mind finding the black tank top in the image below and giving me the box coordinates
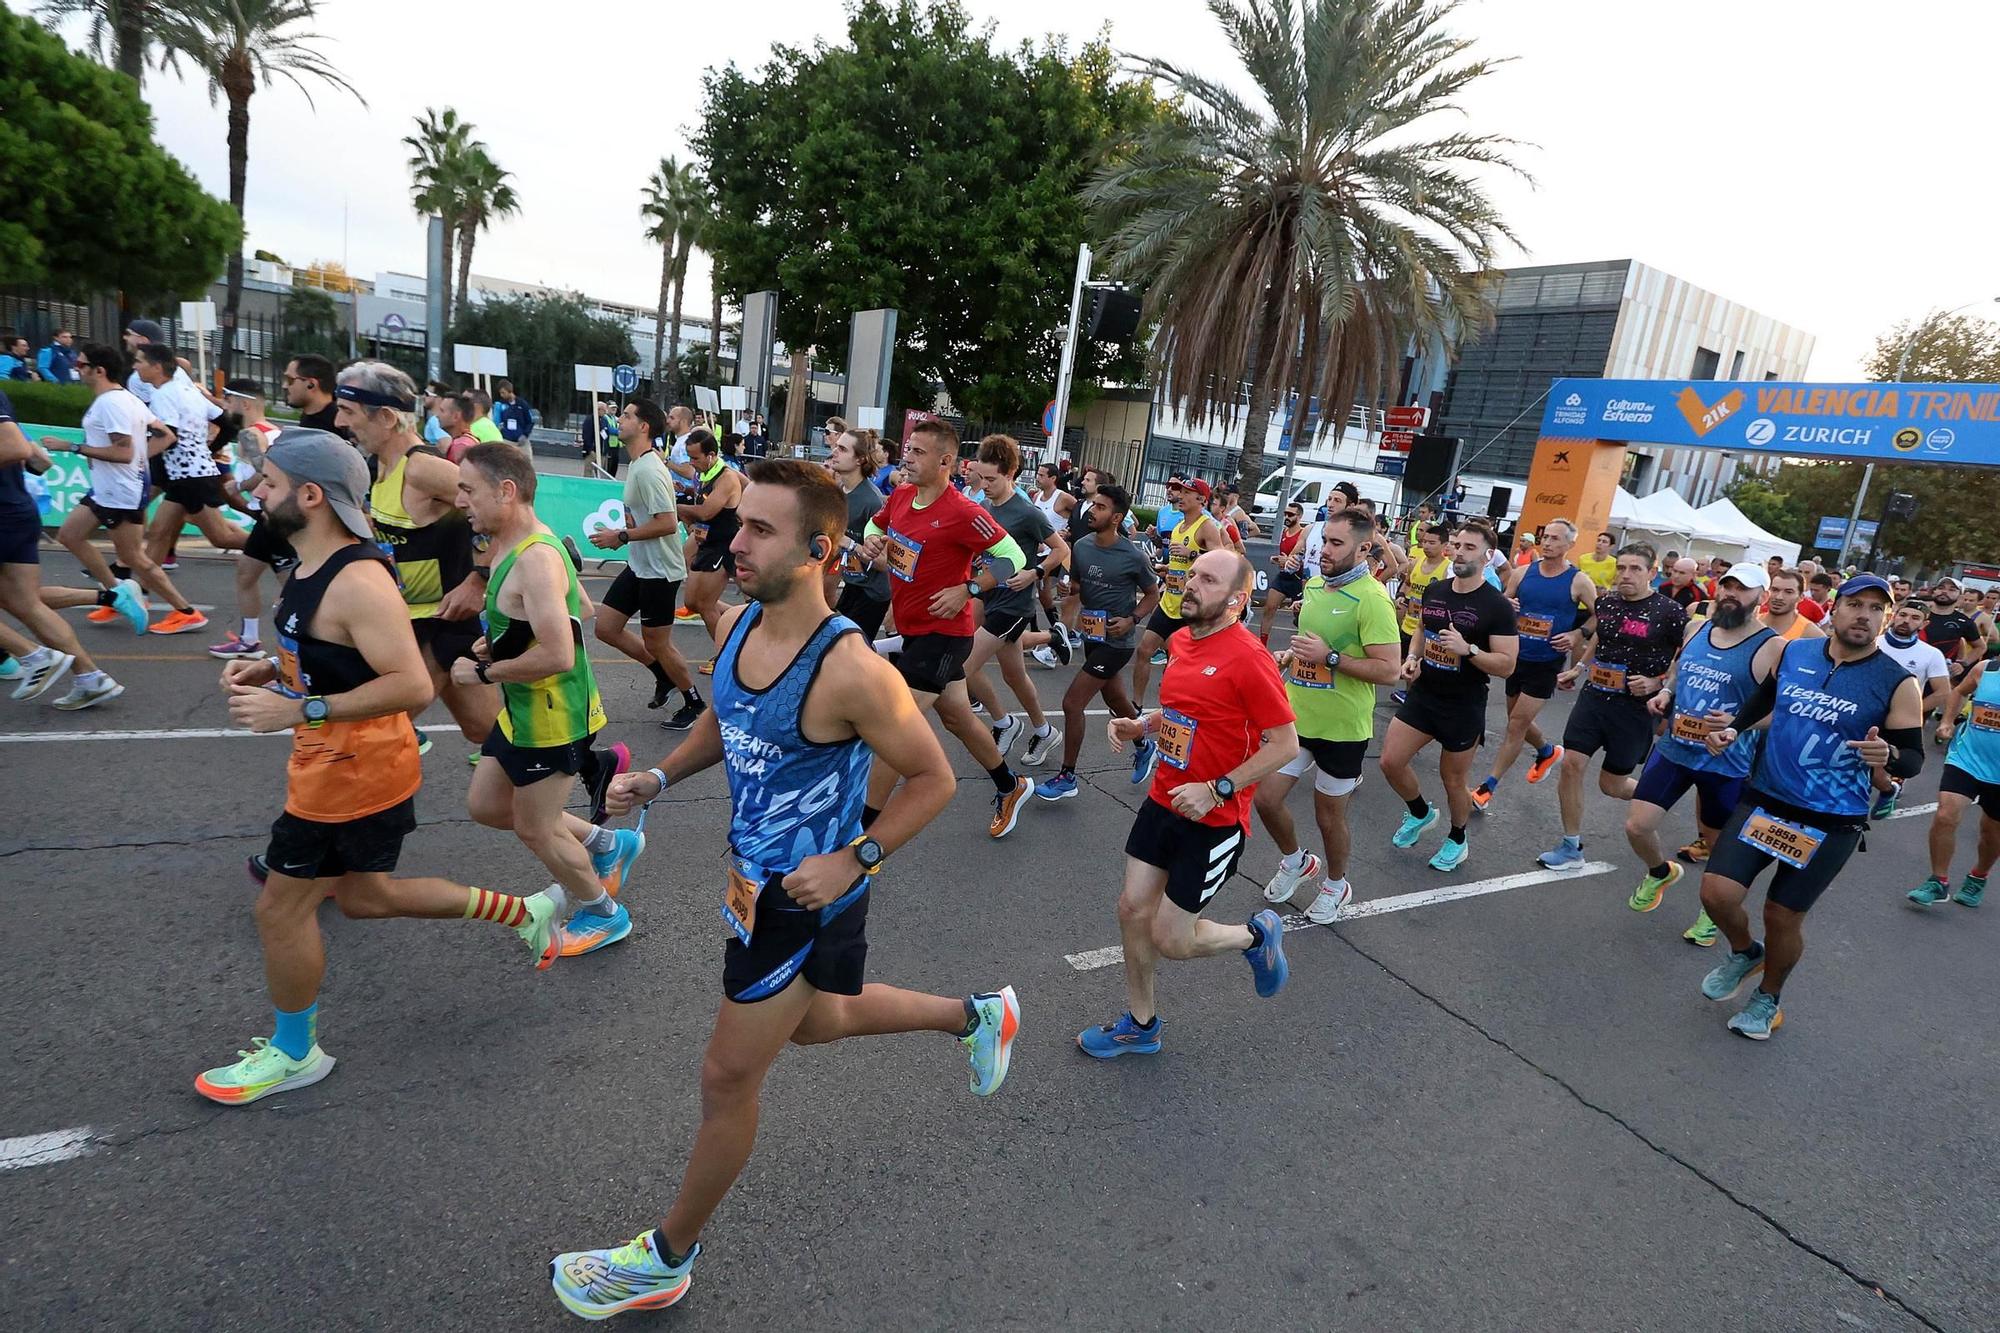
[275,542,391,697]
[698,462,741,547]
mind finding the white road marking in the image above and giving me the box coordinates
[1878,802,1937,821]
[0,1127,98,1170]
[0,724,464,744]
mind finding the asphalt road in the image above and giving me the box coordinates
[2,553,1994,1332]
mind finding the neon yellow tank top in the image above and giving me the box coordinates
[1160,512,1211,618]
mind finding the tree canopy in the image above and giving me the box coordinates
[448,292,637,413]
[694,0,1159,421]
[0,9,238,297]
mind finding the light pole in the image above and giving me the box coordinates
[1835,295,2000,570]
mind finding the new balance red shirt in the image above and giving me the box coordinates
[1151,621,1296,828]
[875,483,1008,638]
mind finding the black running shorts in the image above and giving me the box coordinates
[1941,762,2000,821]
[1506,657,1563,701]
[480,727,596,788]
[723,875,869,1003]
[894,631,974,696]
[836,583,889,642]
[161,474,228,514]
[1082,643,1134,679]
[265,796,417,880]
[414,616,483,670]
[602,566,682,629]
[1125,796,1247,914]
[1393,687,1486,753]
[1563,687,1656,776]
[1703,793,1863,915]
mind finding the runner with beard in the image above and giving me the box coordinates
[1257,501,1308,646]
[1874,595,1953,817]
[1922,576,1985,686]
[1912,654,2000,907]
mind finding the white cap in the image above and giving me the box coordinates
[1718,561,1769,591]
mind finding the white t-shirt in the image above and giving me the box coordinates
[1879,635,1950,690]
[235,418,280,510]
[80,389,156,508]
[156,375,221,481]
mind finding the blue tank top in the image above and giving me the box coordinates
[1653,623,1774,777]
[1948,664,2000,785]
[714,605,872,879]
[1515,561,1582,663]
[1753,638,1911,818]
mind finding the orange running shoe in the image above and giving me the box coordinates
[149,608,209,635]
[675,606,701,621]
[1468,784,1494,813]
[698,659,715,676]
[1525,745,1564,784]
[87,606,120,624]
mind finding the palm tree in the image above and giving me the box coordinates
[36,0,168,86]
[640,157,706,401]
[157,0,362,377]
[1086,0,1524,494]
[452,147,519,320]
[404,107,473,322]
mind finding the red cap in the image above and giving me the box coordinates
[1186,478,1212,499]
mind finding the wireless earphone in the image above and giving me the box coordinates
[811,535,832,561]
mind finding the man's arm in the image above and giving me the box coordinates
[229,558,434,730]
[1466,633,1519,680]
[677,469,740,521]
[402,449,464,505]
[477,545,576,682]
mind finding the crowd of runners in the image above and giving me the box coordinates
[3,344,1992,1318]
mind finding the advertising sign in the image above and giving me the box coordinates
[1813,516,1878,550]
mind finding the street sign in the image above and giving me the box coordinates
[1962,563,2000,580]
[1385,405,1429,428]
[1377,457,1406,477]
[453,344,508,377]
[1042,399,1059,436]
[612,364,639,395]
[1380,429,1416,452]
[179,300,217,332]
[1813,516,1877,549]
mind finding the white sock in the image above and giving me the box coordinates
[581,824,617,854]
[573,888,614,917]
[1281,848,1308,872]
[19,645,52,668]
[242,617,259,642]
[1033,723,1053,738]
[76,670,106,688]
[1320,876,1350,898]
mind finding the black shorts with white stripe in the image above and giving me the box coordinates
[1125,796,1247,915]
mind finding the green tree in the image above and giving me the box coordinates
[281,285,343,361]
[1089,0,1522,493]
[0,10,238,295]
[404,107,473,321]
[694,0,1161,422]
[155,0,363,377]
[452,146,518,320]
[640,157,707,401]
[448,292,638,421]
[36,0,171,87]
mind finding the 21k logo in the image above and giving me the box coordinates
[1676,386,1745,437]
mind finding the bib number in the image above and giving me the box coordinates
[723,856,761,946]
[688,521,710,542]
[1080,609,1110,642]
[1422,631,1459,670]
[885,529,922,582]
[1973,703,2000,732]
[1737,808,1824,869]
[1517,613,1553,641]
[1156,706,1196,770]
[1163,568,1188,597]
[1670,712,1714,744]
[1588,663,1628,692]
[1289,654,1335,688]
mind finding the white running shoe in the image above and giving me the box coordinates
[1264,851,1321,904]
[991,714,1023,757]
[1022,726,1061,767]
[10,651,75,701]
[1305,878,1353,924]
[54,675,124,710]
[1031,645,1060,669]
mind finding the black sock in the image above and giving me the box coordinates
[648,660,671,686]
[1740,939,1765,961]
[1650,862,1672,880]
[1406,797,1430,819]
[987,763,1016,794]
[1448,824,1467,843]
[957,996,979,1038]
[683,686,702,706]
[1132,1013,1158,1030]
[647,1227,690,1268]
[861,804,881,830]
[1059,766,1074,778]
[95,588,115,607]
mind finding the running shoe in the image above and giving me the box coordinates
[961,985,1019,1096]
[969,699,989,719]
[1022,726,1061,767]
[246,853,269,885]
[86,605,120,624]
[991,714,1023,758]
[1628,862,1683,912]
[1150,649,1167,666]
[207,633,263,660]
[1264,851,1322,904]
[1872,782,1902,819]
[1536,839,1586,870]
[0,657,15,681]
[160,558,178,571]
[1076,1011,1162,1058]
[1036,770,1079,801]
[149,608,208,635]
[1468,783,1494,813]
[1391,805,1440,849]
[53,676,123,710]
[417,734,434,756]
[662,697,707,731]
[698,659,715,676]
[1129,737,1158,786]
[1428,836,1469,873]
[1956,873,1987,907]
[647,676,672,709]
[1677,837,1711,865]
[517,890,562,969]
[1525,745,1563,784]
[194,1036,335,1106]
[112,579,149,633]
[1701,946,1765,1001]
[1683,910,1719,947]
[1244,909,1289,997]
[1907,876,1951,907]
[550,1233,699,1320]
[558,902,633,957]
[593,828,647,897]
[1046,631,1072,667]
[560,535,584,572]
[675,606,701,621]
[1030,645,1060,669]
[1726,990,1783,1040]
[10,651,74,701]
[989,775,1033,838]
[1304,877,1352,925]
[584,742,631,825]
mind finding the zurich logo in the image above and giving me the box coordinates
[1564,393,1582,407]
[1744,418,1777,447]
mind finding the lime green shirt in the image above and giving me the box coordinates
[469,417,503,444]
[486,533,606,748]
[1285,572,1399,742]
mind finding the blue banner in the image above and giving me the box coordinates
[1541,377,2000,464]
[1814,516,1878,550]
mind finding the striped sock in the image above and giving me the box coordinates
[463,887,530,928]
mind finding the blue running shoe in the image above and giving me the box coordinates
[112,578,149,634]
[0,656,17,681]
[558,901,633,957]
[1726,990,1783,1040]
[1391,805,1440,848]
[1428,836,1469,873]
[1076,1011,1162,1058]
[1037,770,1079,801]
[1245,908,1289,997]
[961,985,1019,1095]
[1130,738,1158,786]
[1536,838,1586,870]
[592,828,646,898]
[550,1232,698,1319]
[1871,781,1902,820]
[1701,945,1765,1001]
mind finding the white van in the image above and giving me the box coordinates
[1249,465,1399,523]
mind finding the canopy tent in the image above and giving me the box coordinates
[1604,486,1750,562]
[1694,498,1801,566]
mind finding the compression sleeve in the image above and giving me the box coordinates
[1884,726,1926,779]
[864,518,884,539]
[977,531,1025,584]
[1729,669,1778,732]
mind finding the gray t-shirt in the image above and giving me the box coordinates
[980,489,1054,617]
[1069,532,1157,649]
[840,478,890,603]
[623,449,686,581]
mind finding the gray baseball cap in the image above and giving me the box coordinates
[264,428,373,543]
[125,318,165,342]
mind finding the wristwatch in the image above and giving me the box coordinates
[853,837,886,874]
[475,660,493,684]
[1212,775,1236,800]
[965,579,982,597]
[302,696,329,728]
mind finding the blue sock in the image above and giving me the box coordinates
[272,1002,317,1060]
[1535,743,1554,761]
[1562,834,1581,850]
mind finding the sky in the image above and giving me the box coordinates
[25,0,2000,379]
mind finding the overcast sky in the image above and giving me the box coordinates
[27,0,1999,378]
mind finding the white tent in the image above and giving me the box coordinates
[1694,498,1800,566]
[1613,486,1746,561]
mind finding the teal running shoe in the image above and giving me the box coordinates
[1726,990,1783,1040]
[550,1232,698,1319]
[1955,873,1987,908]
[1428,836,1469,873]
[1701,946,1764,1001]
[0,656,17,681]
[111,578,149,634]
[1907,876,1951,907]
[1391,805,1440,849]
[558,901,632,958]
[961,985,1019,1096]
[592,828,646,898]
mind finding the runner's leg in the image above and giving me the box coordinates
[1254,772,1302,858]
[55,506,118,588]
[1759,900,1806,993]
[0,564,96,672]
[995,638,1047,729]
[1378,718,1429,804]
[1058,670,1108,771]
[109,521,195,612]
[789,984,968,1043]
[1698,872,1755,953]
[1929,791,1969,879]
[1117,859,1168,1023]
[1625,799,1670,869]
[1438,744,1477,831]
[1313,787,1354,880]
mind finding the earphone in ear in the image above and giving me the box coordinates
[811,535,832,561]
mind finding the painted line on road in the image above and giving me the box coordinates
[1877,802,1937,821]
[0,723,467,744]
[0,1127,98,1171]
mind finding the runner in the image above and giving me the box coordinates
[1538,543,1687,869]
[1081,549,1297,1058]
[675,429,744,666]
[1030,460,1077,635]
[283,355,344,435]
[855,418,1036,837]
[1913,657,2000,906]
[1694,574,1925,1038]
[549,459,1018,1318]
[209,378,290,660]
[1577,531,1618,590]
[1131,477,1229,712]
[454,443,645,958]
[133,345,242,628]
[1472,519,1597,814]
[1378,520,1519,871]
[827,426,892,641]
[1922,576,1985,685]
[963,434,1071,766]
[1258,507,1401,919]
[193,430,565,1106]
[1391,521,1451,705]
[1876,594,1953,815]
[1036,484,1157,801]
[1257,501,1308,645]
[1622,565,1776,944]
[1049,464,1133,655]
[588,398,703,729]
[1757,567,1825,642]
[1660,557,1708,616]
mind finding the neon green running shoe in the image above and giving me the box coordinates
[517,890,561,970]
[193,1036,335,1106]
[1907,877,1951,907]
[1628,862,1683,913]
[1682,910,1719,948]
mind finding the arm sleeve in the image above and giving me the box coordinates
[1729,670,1778,731]
[1884,726,1926,779]
[982,530,1026,570]
[864,517,885,539]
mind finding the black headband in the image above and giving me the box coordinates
[335,384,416,412]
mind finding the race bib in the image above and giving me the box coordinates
[1737,808,1824,869]
[1422,631,1460,670]
[1670,712,1715,744]
[1517,613,1553,641]
[1080,609,1110,642]
[723,855,762,946]
[1289,654,1335,688]
[688,521,710,542]
[1972,703,2000,732]
[885,529,922,582]
[1588,663,1629,692]
[1156,706,1196,770]
[1163,568,1188,597]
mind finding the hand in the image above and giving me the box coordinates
[928,582,972,619]
[1435,625,1470,656]
[226,682,304,733]
[1288,631,1330,666]
[1169,780,1219,820]
[1705,726,1739,756]
[1647,689,1671,717]
[449,655,486,687]
[220,657,278,689]
[1846,724,1892,768]
[782,847,865,910]
[1106,615,1135,639]
[604,770,661,817]
[1508,596,1521,611]
[588,528,622,550]
[1937,718,1956,744]
[38,435,69,453]
[1558,667,1581,691]
[1107,715,1148,753]
[1399,656,1420,682]
[1550,631,1580,654]
[1627,673,1661,697]
[1005,569,1037,592]
[435,576,484,621]
[859,534,887,563]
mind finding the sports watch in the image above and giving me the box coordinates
[853,837,886,874]
[302,696,329,728]
[1211,775,1236,800]
[965,579,982,598]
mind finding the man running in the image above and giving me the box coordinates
[1082,549,1296,1058]
[1391,521,1451,705]
[134,345,242,630]
[1623,565,1776,944]
[1257,501,1308,646]
[856,419,1035,838]
[1379,520,1518,871]
[675,428,743,665]
[1694,574,1924,1038]
[1472,518,1596,813]
[209,378,290,660]
[1036,484,1157,801]
[1756,566,1823,644]
[1577,531,1618,590]
[1258,507,1401,920]
[454,443,645,958]
[827,426,892,641]
[1922,576,1985,685]
[194,430,565,1106]
[589,397,702,728]
[1877,593,1953,811]
[964,434,1070,767]
[1913,656,2000,907]
[550,459,1018,1318]
[1029,460,1076,634]
[1131,477,1228,712]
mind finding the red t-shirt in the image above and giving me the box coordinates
[876,483,1007,638]
[1798,596,1827,624]
[1150,622,1296,828]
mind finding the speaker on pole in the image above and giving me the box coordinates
[1402,433,1459,503]
[1486,485,1513,520]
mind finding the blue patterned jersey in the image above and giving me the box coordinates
[1752,638,1910,817]
[1654,623,1773,777]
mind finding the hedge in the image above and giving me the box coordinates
[2,381,93,428]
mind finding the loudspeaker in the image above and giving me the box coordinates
[1402,433,1460,502]
[1884,491,1919,522]
[1087,289,1144,343]
[1486,485,1513,520]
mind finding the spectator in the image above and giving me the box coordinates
[492,378,534,444]
[465,388,503,444]
[742,412,769,456]
[719,431,745,470]
[0,336,37,381]
[1448,478,1467,512]
[434,391,479,463]
[37,330,77,383]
